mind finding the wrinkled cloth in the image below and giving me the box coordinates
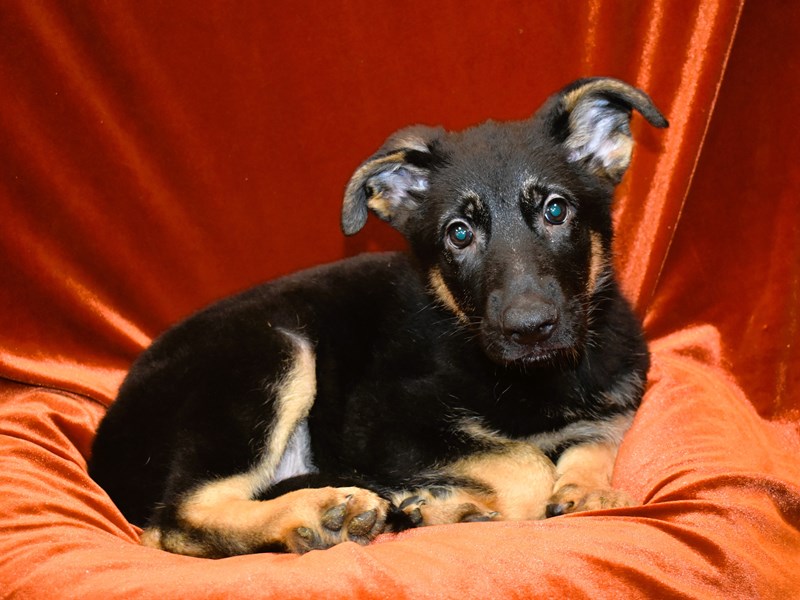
[1,1,798,598]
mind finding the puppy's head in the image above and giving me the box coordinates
[343,78,667,366]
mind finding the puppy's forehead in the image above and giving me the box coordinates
[436,120,561,197]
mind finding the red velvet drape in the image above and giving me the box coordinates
[1,1,798,597]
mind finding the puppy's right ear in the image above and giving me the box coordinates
[342,126,444,235]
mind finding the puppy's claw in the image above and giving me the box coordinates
[458,504,500,523]
[545,501,574,518]
[461,513,493,523]
[398,495,424,510]
[547,484,633,516]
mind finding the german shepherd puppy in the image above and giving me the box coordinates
[89,78,667,557]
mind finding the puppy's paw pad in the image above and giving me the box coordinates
[546,484,633,517]
[285,487,389,552]
[347,508,379,537]
[292,526,324,552]
[321,499,350,531]
[333,487,389,542]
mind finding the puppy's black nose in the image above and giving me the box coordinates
[502,299,559,345]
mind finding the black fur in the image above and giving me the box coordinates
[89,78,667,554]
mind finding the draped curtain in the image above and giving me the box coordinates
[1,1,798,597]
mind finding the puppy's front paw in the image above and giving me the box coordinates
[394,490,499,527]
[545,484,633,517]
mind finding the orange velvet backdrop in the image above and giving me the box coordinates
[1,1,799,597]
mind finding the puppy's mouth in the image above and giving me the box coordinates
[488,340,579,367]
[479,325,582,367]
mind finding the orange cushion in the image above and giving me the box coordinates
[2,328,798,597]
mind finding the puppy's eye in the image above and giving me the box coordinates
[446,221,474,249]
[543,195,568,225]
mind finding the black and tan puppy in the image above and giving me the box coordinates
[89,78,667,557]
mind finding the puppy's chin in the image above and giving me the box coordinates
[479,329,583,368]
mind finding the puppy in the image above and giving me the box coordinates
[89,77,667,557]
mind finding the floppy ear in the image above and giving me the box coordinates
[551,77,668,184]
[342,125,443,235]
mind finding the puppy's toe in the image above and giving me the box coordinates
[293,526,324,552]
[336,487,389,543]
[284,487,389,553]
[347,508,379,537]
[546,484,633,517]
[397,495,426,526]
[545,500,575,518]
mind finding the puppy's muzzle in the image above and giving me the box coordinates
[500,292,559,346]
[482,287,570,364]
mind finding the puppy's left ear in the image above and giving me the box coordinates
[342,125,444,235]
[550,77,668,184]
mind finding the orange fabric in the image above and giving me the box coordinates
[645,0,800,419]
[1,1,799,597]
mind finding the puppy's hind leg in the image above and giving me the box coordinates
[143,477,391,556]
[142,330,388,556]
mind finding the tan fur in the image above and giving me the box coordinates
[139,527,163,549]
[462,192,485,221]
[563,80,639,181]
[392,487,498,526]
[458,414,634,516]
[587,232,607,294]
[142,335,336,557]
[448,441,556,520]
[367,194,392,220]
[598,136,633,181]
[346,151,407,193]
[178,474,254,530]
[164,483,389,556]
[257,334,317,484]
[457,417,512,447]
[394,440,556,526]
[343,132,430,215]
[144,528,210,557]
[549,440,633,513]
[562,79,643,112]
[428,267,468,322]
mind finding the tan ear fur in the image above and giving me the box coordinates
[559,78,667,183]
[341,127,442,235]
